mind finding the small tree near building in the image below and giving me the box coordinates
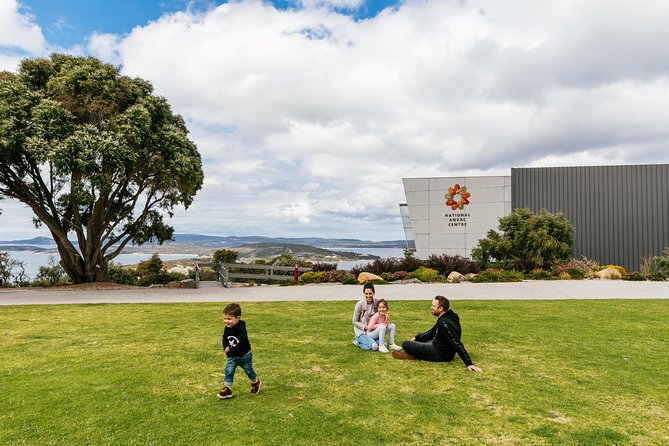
[471,208,575,271]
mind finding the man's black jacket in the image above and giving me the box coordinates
[414,310,473,366]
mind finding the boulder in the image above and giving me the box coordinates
[148,284,164,288]
[165,281,182,289]
[357,272,383,283]
[180,278,196,289]
[594,267,622,280]
[447,271,463,283]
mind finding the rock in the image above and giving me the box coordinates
[148,284,164,288]
[594,267,622,280]
[165,281,182,288]
[357,272,383,283]
[447,271,463,283]
[167,265,192,274]
[180,278,196,289]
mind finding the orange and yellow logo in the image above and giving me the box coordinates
[445,184,471,210]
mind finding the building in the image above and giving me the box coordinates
[401,164,669,271]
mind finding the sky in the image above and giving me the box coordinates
[1,0,669,242]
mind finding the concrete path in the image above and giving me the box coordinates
[1,280,668,306]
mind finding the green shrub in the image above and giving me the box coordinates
[342,273,357,284]
[411,266,441,282]
[566,268,585,280]
[213,249,239,264]
[646,271,669,282]
[30,279,54,287]
[108,263,138,285]
[300,271,324,284]
[472,208,575,271]
[623,271,647,281]
[471,269,524,283]
[526,268,554,280]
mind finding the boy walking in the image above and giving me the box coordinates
[217,303,262,399]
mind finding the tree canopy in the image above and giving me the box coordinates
[471,208,575,271]
[0,54,203,283]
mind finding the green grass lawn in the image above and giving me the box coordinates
[2,299,668,446]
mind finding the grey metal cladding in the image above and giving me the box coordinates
[511,164,669,272]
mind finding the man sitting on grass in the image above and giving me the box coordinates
[393,295,482,373]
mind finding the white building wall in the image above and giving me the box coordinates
[402,176,511,259]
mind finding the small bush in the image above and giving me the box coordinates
[646,271,669,282]
[213,249,239,264]
[566,268,586,280]
[426,254,479,276]
[342,274,358,285]
[399,250,424,272]
[411,266,441,282]
[30,279,54,287]
[526,268,554,280]
[623,271,647,281]
[554,257,599,276]
[381,271,412,282]
[311,262,338,272]
[108,263,138,286]
[300,271,324,284]
[322,270,347,283]
[471,269,524,283]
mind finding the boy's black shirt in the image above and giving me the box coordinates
[222,320,251,358]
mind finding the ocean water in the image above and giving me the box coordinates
[326,247,406,270]
[3,250,197,280]
[2,246,407,279]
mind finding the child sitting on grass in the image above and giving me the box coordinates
[365,299,402,353]
[217,303,261,399]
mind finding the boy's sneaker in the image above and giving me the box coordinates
[371,343,379,351]
[378,345,389,353]
[250,379,262,395]
[352,340,357,346]
[389,344,402,351]
[217,387,233,399]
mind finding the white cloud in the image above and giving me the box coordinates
[0,0,46,54]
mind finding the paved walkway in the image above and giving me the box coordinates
[1,280,668,306]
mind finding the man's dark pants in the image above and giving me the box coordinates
[401,340,455,362]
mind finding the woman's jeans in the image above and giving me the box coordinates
[224,350,257,387]
[367,323,396,347]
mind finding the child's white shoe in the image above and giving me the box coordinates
[389,344,402,351]
[378,345,389,353]
[372,343,379,351]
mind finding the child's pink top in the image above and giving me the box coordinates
[367,312,389,330]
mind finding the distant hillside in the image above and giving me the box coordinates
[168,234,406,249]
[234,243,379,261]
[0,236,55,245]
[2,234,407,251]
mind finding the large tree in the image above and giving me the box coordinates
[0,54,203,283]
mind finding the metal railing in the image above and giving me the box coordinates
[194,262,312,288]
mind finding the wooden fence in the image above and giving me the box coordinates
[194,262,312,288]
